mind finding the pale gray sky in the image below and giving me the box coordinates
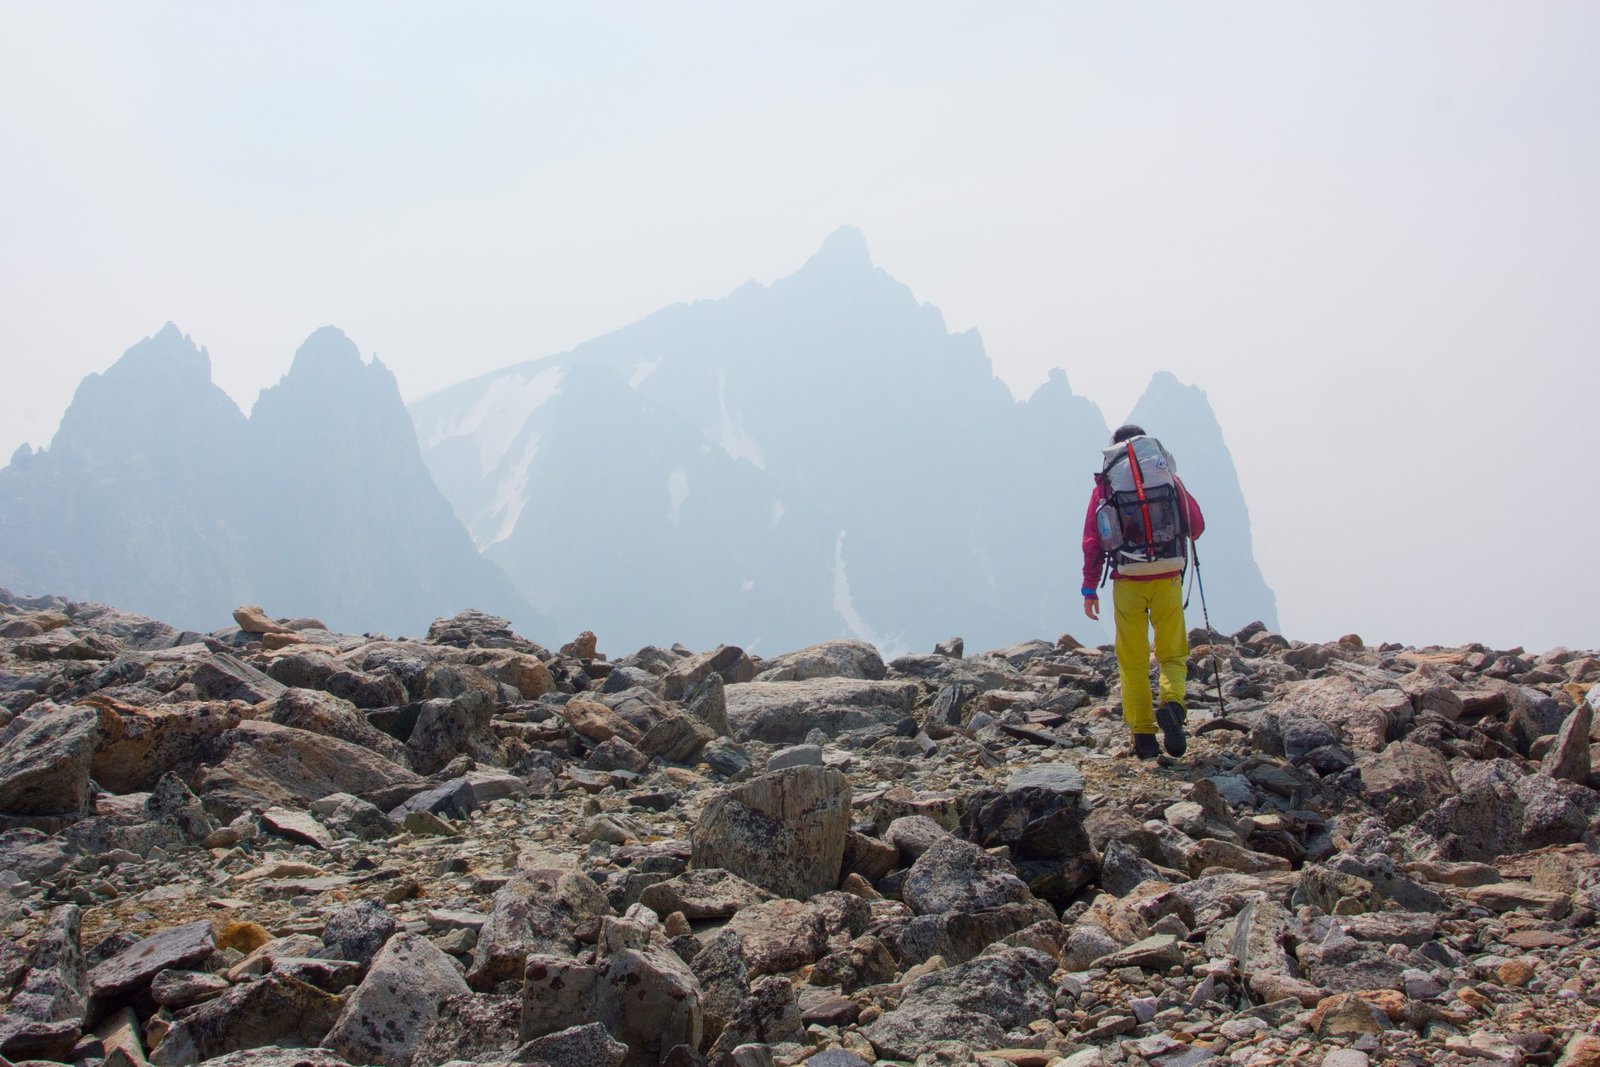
[3,2,1597,651]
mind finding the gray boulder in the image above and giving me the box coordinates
[1100,839,1166,897]
[268,688,409,766]
[514,1022,627,1067]
[727,899,827,976]
[146,772,219,844]
[0,703,98,816]
[861,947,1055,1059]
[409,992,520,1067]
[595,942,703,1067]
[902,838,1036,916]
[192,720,422,824]
[89,920,216,1000]
[0,904,86,1062]
[468,868,611,989]
[1542,699,1593,784]
[691,927,751,1046]
[895,904,1052,968]
[320,900,398,969]
[691,766,851,900]
[705,975,804,1067]
[639,712,717,764]
[192,654,288,703]
[324,933,470,1067]
[149,973,343,1067]
[1357,741,1456,827]
[520,956,601,1041]
[884,815,951,863]
[754,640,887,682]
[723,679,919,744]
[639,869,774,920]
[406,690,499,775]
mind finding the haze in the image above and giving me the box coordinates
[2,2,1596,652]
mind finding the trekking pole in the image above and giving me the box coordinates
[1189,537,1229,721]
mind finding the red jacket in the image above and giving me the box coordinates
[1081,477,1204,593]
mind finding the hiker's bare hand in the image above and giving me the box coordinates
[1083,597,1100,621]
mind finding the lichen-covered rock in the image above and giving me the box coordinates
[319,900,398,969]
[267,688,409,766]
[405,690,499,775]
[639,869,774,920]
[149,973,343,1067]
[89,920,216,1000]
[861,947,1055,1059]
[723,678,919,744]
[519,956,601,1041]
[691,766,850,900]
[754,640,887,683]
[409,992,521,1067]
[468,868,611,989]
[902,837,1036,915]
[0,703,98,816]
[0,904,86,1061]
[595,942,703,1067]
[513,1021,627,1067]
[192,720,422,824]
[704,974,804,1066]
[323,933,470,1067]
[1542,699,1593,784]
[727,899,827,976]
[90,700,244,794]
[1357,741,1456,827]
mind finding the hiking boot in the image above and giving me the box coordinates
[1155,702,1187,757]
[1132,732,1160,760]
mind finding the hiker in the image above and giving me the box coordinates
[1081,424,1205,760]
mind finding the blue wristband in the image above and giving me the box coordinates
[1081,587,1098,598]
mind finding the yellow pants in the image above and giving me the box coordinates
[1113,575,1188,734]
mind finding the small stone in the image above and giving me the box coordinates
[768,744,823,771]
[1092,934,1182,972]
[1321,1051,1371,1067]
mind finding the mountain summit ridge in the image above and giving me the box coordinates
[412,229,1280,651]
[0,231,1278,650]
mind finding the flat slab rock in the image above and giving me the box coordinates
[1004,763,1085,795]
[258,875,355,897]
[1093,933,1183,971]
[260,807,335,849]
[89,920,216,999]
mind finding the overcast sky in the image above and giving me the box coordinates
[3,2,1597,652]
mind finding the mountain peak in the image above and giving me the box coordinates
[800,225,874,275]
[99,323,211,388]
[280,326,366,387]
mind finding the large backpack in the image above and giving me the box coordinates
[1094,435,1189,578]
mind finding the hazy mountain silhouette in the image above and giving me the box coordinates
[0,324,537,639]
[0,325,255,626]
[413,227,1280,652]
[1,233,1276,651]
[1124,371,1279,633]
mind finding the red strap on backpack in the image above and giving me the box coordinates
[1126,441,1156,555]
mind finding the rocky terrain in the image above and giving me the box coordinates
[2,588,1598,1067]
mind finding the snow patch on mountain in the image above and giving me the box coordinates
[831,530,905,659]
[425,365,562,475]
[667,467,689,525]
[482,432,540,547]
[628,358,661,389]
[709,369,765,469]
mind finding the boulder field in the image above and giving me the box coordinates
[2,589,1599,1067]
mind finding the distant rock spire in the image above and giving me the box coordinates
[799,225,875,275]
